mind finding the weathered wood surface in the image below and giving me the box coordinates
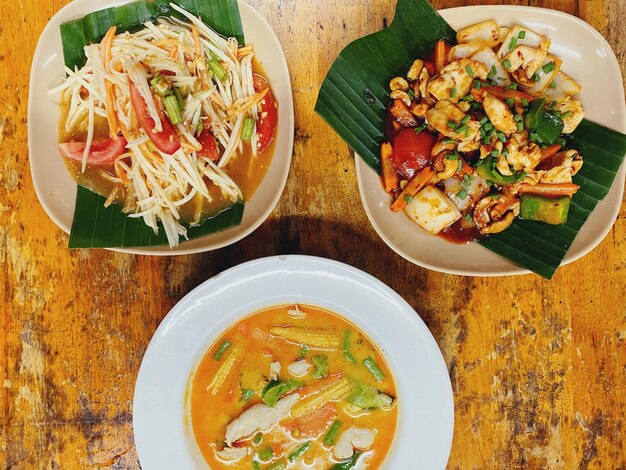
[1,0,625,468]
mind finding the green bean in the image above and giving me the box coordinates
[323,420,342,446]
[213,340,232,360]
[288,441,311,462]
[363,356,385,383]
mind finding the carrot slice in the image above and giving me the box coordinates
[471,85,533,105]
[434,40,447,73]
[381,143,399,192]
[518,183,579,197]
[390,166,436,212]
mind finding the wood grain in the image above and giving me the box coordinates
[1,0,625,468]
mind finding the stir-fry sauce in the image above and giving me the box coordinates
[189,305,397,469]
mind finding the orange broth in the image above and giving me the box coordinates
[189,304,398,469]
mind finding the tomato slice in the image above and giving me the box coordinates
[58,137,128,167]
[128,79,181,155]
[252,74,277,154]
[392,128,436,179]
[197,129,220,161]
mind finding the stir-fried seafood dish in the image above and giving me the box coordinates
[189,305,397,469]
[381,20,584,242]
[50,3,277,247]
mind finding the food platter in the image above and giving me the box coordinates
[133,256,454,469]
[355,5,626,276]
[28,0,294,255]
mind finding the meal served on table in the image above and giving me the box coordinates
[49,3,277,247]
[189,305,397,469]
[381,20,584,243]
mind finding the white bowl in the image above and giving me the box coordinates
[133,255,454,469]
[28,0,294,255]
[357,5,626,276]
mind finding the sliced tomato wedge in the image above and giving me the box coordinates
[392,128,437,179]
[197,129,220,161]
[128,79,181,155]
[58,137,127,167]
[252,74,277,154]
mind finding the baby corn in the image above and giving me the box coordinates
[270,326,341,350]
[207,345,241,395]
[291,377,351,418]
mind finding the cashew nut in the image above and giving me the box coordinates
[390,90,412,106]
[389,77,409,91]
[407,59,424,81]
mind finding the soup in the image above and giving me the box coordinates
[189,305,398,469]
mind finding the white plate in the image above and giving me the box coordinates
[28,0,294,255]
[357,5,626,276]
[133,255,454,469]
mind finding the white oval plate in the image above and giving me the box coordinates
[28,0,294,255]
[357,5,626,276]
[133,255,454,469]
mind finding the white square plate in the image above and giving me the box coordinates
[356,6,626,276]
[28,0,294,255]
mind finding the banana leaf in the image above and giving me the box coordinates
[315,0,626,279]
[60,0,245,248]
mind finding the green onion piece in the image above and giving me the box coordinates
[407,88,415,99]
[486,179,494,185]
[542,61,556,74]
[300,345,309,357]
[509,36,518,50]
[151,75,170,97]
[490,149,499,157]
[508,82,518,90]
[404,196,412,204]
[465,213,473,222]
[479,116,488,125]
[288,442,311,462]
[253,433,263,445]
[266,461,286,470]
[208,58,228,82]
[447,153,458,160]
[324,420,342,446]
[253,459,260,470]
[532,73,540,82]
[497,131,507,143]
[450,87,457,98]
[442,138,456,145]
[242,388,255,401]
[518,30,526,39]
[242,117,255,141]
[455,124,467,134]
[473,80,481,90]
[517,121,524,131]
[457,159,463,172]
[549,80,557,89]
[463,173,471,185]
[522,98,529,107]
[447,120,457,129]
[505,98,515,107]
[414,122,427,134]
[163,95,183,125]
[363,356,385,383]
[465,128,471,137]
[312,355,329,379]
[502,59,511,69]
[461,93,474,102]
[502,148,509,157]
[460,115,471,124]
[559,111,572,119]
[514,114,523,122]
[465,65,474,77]
[258,446,274,462]
[213,340,232,360]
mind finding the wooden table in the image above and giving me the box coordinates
[2,0,625,468]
